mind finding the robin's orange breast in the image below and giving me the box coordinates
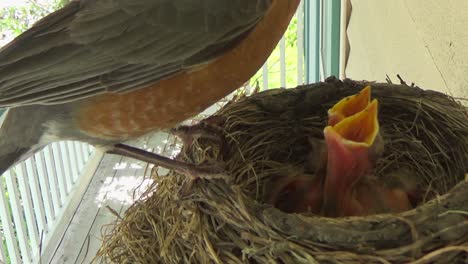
[76,0,300,140]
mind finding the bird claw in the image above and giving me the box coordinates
[107,143,227,183]
[177,161,228,197]
[171,116,226,147]
[182,162,228,181]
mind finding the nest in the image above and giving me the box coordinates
[96,78,468,263]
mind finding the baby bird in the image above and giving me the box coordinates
[268,87,373,214]
[266,172,323,214]
[322,99,413,216]
[268,86,415,217]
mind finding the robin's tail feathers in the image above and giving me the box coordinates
[0,148,31,176]
[0,108,46,176]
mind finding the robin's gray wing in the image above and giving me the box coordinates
[0,0,272,107]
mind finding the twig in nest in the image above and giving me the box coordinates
[385,74,393,84]
[106,206,122,220]
[408,246,468,264]
[393,215,420,258]
[397,74,407,85]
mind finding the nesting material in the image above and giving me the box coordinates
[96,78,468,263]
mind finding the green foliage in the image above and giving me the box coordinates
[0,0,67,43]
[250,16,303,90]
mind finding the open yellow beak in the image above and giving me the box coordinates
[328,86,371,126]
[322,99,380,216]
[330,99,379,147]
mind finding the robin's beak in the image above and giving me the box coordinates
[328,86,371,126]
[322,99,380,217]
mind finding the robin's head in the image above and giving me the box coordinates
[322,99,380,217]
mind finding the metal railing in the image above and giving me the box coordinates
[255,1,306,90]
[0,142,97,264]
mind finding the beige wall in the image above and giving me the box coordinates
[345,0,468,99]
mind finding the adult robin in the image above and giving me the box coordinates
[0,0,301,177]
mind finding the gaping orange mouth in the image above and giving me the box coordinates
[328,99,379,147]
[328,86,371,126]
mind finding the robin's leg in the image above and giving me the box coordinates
[107,144,226,180]
[171,115,225,147]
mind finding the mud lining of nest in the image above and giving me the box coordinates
[96,78,468,263]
